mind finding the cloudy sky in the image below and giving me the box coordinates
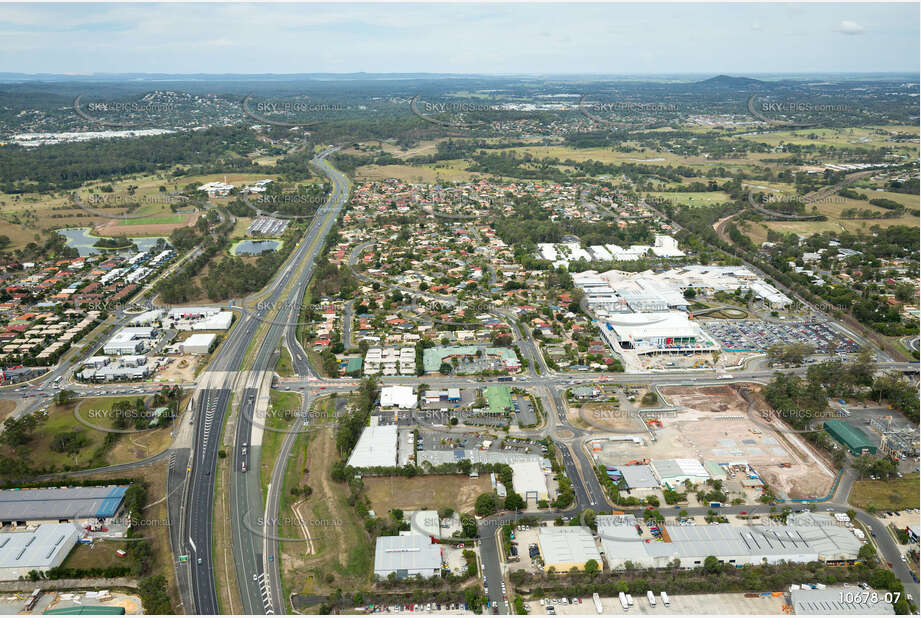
[2,3,918,75]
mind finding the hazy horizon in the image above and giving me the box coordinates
[2,3,919,75]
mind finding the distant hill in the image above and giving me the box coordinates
[696,75,765,88]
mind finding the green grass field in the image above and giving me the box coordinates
[649,191,732,206]
[850,474,920,511]
[117,214,186,226]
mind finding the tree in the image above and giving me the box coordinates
[703,555,721,574]
[584,559,599,576]
[858,543,878,564]
[474,493,497,517]
[504,492,525,511]
[641,392,658,406]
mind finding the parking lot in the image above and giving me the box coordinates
[701,317,860,354]
[529,592,786,615]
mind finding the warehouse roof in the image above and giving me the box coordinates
[0,486,128,521]
[0,523,80,570]
[791,588,894,615]
[374,534,442,574]
[650,458,709,481]
[823,420,876,450]
[346,425,398,469]
[597,514,861,566]
[510,461,547,498]
[615,465,659,489]
[380,386,416,409]
[538,526,602,567]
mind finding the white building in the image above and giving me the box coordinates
[179,333,216,355]
[510,461,549,503]
[597,513,862,571]
[347,424,399,469]
[599,312,717,355]
[650,458,710,488]
[380,386,416,410]
[374,534,442,579]
[537,526,602,572]
[0,523,80,580]
[197,181,234,197]
[103,327,156,355]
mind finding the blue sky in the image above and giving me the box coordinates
[2,3,918,75]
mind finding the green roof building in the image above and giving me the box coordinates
[485,385,512,415]
[823,420,877,456]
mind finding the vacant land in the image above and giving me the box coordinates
[364,475,492,515]
[0,396,175,473]
[0,398,16,420]
[356,161,481,183]
[649,191,732,206]
[850,474,921,511]
[62,539,132,570]
[279,427,372,604]
[593,384,835,500]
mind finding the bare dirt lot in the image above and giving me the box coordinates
[575,402,645,432]
[595,384,835,500]
[154,355,200,382]
[364,475,492,514]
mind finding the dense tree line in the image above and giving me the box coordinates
[0,127,264,193]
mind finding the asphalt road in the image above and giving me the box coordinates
[229,146,351,614]
[185,387,231,615]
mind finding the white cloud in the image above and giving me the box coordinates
[839,20,864,35]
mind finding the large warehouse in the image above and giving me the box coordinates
[537,526,602,572]
[599,312,718,355]
[374,534,442,579]
[0,523,80,580]
[650,458,710,488]
[597,513,862,571]
[0,486,129,529]
[346,424,399,469]
[179,333,217,355]
[790,587,894,615]
[823,420,877,456]
[510,461,549,503]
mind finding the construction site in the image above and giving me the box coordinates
[590,384,837,500]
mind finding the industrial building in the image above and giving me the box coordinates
[790,587,894,615]
[823,420,877,455]
[597,513,862,571]
[599,313,718,355]
[537,526,603,572]
[179,333,216,355]
[380,386,416,410]
[346,424,399,469]
[103,327,156,355]
[0,523,80,580]
[650,458,711,488]
[373,534,442,579]
[0,486,128,529]
[510,461,549,503]
[422,389,461,404]
[611,464,660,490]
